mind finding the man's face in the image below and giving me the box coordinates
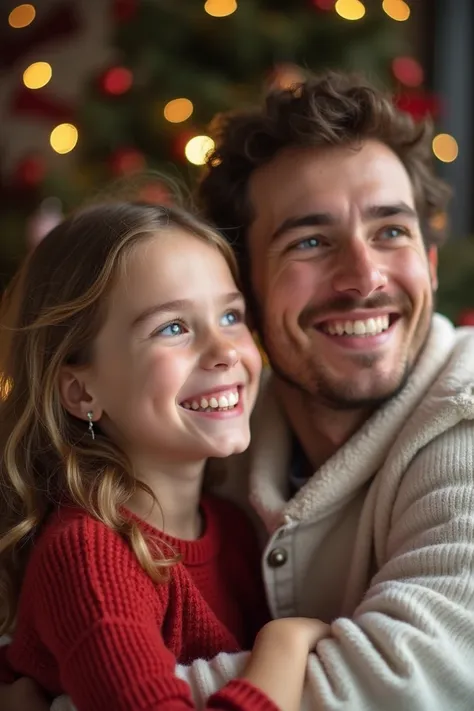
[247,140,437,409]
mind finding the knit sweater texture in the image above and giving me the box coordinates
[1,495,276,711]
[170,314,474,711]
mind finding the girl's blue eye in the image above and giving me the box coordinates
[157,322,184,337]
[293,237,320,250]
[220,310,242,327]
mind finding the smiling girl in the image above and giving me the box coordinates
[0,203,328,711]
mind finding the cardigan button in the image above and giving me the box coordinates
[267,547,288,568]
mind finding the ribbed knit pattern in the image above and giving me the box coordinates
[3,495,275,711]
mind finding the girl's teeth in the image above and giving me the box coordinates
[182,390,239,412]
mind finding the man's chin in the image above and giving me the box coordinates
[317,366,411,411]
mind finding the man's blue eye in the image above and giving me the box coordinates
[294,237,320,250]
[380,227,406,240]
[158,322,184,337]
[220,310,241,326]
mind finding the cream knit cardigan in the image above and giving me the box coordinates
[15,313,474,710]
[175,313,474,710]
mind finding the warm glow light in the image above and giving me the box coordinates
[432,133,458,163]
[184,135,215,165]
[430,212,447,231]
[0,376,12,401]
[382,0,410,21]
[335,0,365,21]
[8,4,36,28]
[50,124,79,154]
[164,98,194,123]
[23,61,52,90]
[204,0,237,18]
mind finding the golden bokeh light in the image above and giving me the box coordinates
[50,124,79,155]
[184,135,215,165]
[164,98,194,123]
[432,133,458,163]
[23,61,52,90]
[204,0,238,18]
[382,0,410,21]
[335,0,366,21]
[8,4,36,28]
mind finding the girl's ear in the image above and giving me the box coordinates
[58,367,103,422]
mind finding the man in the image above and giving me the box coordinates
[2,71,474,710]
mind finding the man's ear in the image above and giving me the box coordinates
[58,367,103,423]
[428,246,438,292]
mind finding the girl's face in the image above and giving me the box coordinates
[76,229,261,467]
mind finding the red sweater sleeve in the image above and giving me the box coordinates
[26,515,277,711]
[0,642,16,684]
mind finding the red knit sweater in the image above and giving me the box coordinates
[1,495,277,711]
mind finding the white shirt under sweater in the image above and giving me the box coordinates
[13,313,474,710]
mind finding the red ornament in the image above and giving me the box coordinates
[395,92,441,121]
[312,0,335,9]
[172,130,196,162]
[15,155,46,187]
[457,310,474,327]
[101,67,133,96]
[112,0,137,22]
[109,148,146,176]
[392,57,424,88]
[139,182,173,206]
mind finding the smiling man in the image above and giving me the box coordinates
[191,72,474,710]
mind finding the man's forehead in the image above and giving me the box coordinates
[248,141,415,220]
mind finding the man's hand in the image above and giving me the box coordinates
[0,678,50,711]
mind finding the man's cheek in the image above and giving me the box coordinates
[267,261,320,312]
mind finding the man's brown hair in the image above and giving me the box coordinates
[197,71,451,293]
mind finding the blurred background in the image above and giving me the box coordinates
[0,0,473,322]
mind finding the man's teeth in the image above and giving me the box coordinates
[322,315,390,337]
[181,389,239,412]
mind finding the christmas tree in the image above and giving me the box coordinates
[0,0,422,288]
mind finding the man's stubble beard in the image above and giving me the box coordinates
[258,310,433,413]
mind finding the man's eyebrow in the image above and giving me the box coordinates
[130,292,243,328]
[363,202,418,220]
[271,213,336,243]
[270,202,418,243]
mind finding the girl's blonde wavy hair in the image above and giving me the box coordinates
[0,201,239,636]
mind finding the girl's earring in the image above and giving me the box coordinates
[87,411,95,440]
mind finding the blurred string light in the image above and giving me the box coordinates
[102,67,133,95]
[50,123,78,154]
[391,56,423,87]
[382,0,410,21]
[185,135,215,165]
[432,133,458,163]
[164,98,194,123]
[335,0,366,21]
[8,4,36,28]
[23,61,52,90]
[204,0,237,18]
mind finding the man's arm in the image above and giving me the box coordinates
[175,420,474,710]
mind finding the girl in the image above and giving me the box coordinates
[0,203,327,711]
